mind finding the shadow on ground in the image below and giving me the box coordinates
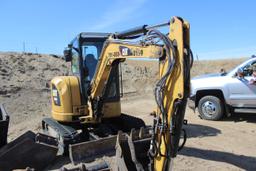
[45,155,71,170]
[183,124,221,138]
[179,146,256,170]
[222,112,256,123]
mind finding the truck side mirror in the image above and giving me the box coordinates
[63,48,72,62]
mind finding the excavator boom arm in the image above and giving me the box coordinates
[91,43,163,98]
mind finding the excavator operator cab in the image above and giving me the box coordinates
[64,33,110,80]
[62,32,121,121]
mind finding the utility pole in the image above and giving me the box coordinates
[35,47,38,54]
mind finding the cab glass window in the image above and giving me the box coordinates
[82,42,104,80]
[71,49,79,74]
[71,39,80,74]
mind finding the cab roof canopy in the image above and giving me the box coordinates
[68,32,111,47]
[80,32,111,39]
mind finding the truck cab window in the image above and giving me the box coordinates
[243,61,256,76]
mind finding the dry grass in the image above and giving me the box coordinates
[191,58,247,77]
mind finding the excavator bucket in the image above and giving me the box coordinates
[115,129,151,171]
[69,127,152,166]
[0,131,58,171]
[0,104,9,148]
[0,104,59,171]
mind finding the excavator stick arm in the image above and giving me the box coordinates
[153,17,191,171]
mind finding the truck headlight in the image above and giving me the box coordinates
[52,85,61,106]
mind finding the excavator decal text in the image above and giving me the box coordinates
[119,46,143,57]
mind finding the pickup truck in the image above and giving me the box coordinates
[189,58,256,120]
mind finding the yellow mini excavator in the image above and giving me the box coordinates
[43,16,192,170]
[0,16,192,171]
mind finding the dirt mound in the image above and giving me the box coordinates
[122,58,248,95]
[0,52,71,139]
[121,60,158,95]
[191,58,246,77]
[0,52,70,95]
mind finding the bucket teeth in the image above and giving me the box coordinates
[115,127,152,171]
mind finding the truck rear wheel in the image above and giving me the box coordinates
[198,96,224,120]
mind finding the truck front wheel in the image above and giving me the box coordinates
[198,96,224,121]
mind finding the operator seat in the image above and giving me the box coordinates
[84,54,97,80]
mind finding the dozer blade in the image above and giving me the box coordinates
[69,127,152,165]
[0,131,58,171]
[0,104,9,148]
[69,135,117,165]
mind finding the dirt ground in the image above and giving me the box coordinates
[48,95,256,171]
[122,95,256,171]
[0,52,255,170]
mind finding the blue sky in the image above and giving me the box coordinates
[0,0,255,60]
